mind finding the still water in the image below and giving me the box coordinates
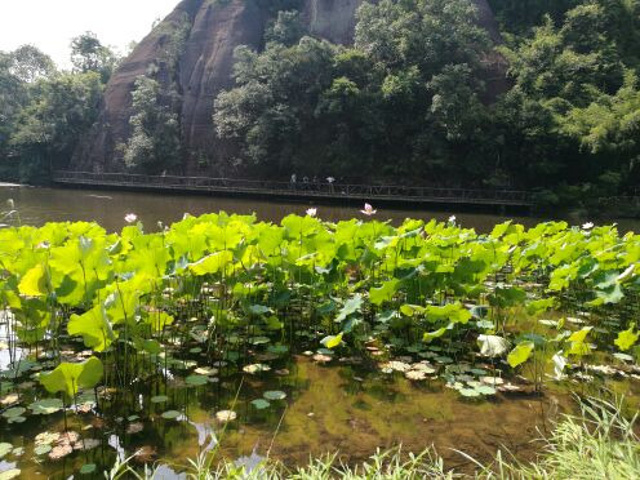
[2,184,639,233]
[1,184,544,233]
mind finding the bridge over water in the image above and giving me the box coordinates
[52,171,535,211]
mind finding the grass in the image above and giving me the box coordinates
[107,397,640,480]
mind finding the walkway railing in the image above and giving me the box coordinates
[52,171,534,207]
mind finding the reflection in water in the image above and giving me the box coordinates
[2,184,638,233]
[0,315,21,371]
[0,185,545,233]
[0,352,577,478]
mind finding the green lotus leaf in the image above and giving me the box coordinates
[263,390,286,401]
[321,332,344,350]
[0,443,12,459]
[29,398,64,415]
[39,357,104,398]
[251,399,271,410]
[68,305,116,352]
[161,410,181,420]
[507,341,535,368]
[185,375,208,387]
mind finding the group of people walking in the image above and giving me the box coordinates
[290,174,336,192]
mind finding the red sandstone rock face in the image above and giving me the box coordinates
[72,0,506,174]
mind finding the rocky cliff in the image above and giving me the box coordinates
[71,0,506,174]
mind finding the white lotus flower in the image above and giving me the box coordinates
[360,203,377,216]
[306,208,317,217]
[582,222,594,230]
[124,213,138,224]
[448,215,457,224]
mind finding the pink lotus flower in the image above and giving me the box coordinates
[360,203,377,216]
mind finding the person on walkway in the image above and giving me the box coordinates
[290,173,297,190]
[327,176,335,193]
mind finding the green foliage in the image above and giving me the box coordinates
[0,39,111,182]
[71,31,119,82]
[121,75,182,173]
[210,0,640,199]
[39,356,104,398]
[507,341,535,368]
[2,213,639,399]
[214,0,492,180]
[9,71,103,182]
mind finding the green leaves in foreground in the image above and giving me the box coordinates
[615,324,639,351]
[68,305,115,352]
[321,332,344,349]
[507,342,535,368]
[39,357,104,397]
[18,264,48,297]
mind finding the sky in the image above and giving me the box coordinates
[0,0,180,68]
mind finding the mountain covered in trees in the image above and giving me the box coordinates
[1,0,640,207]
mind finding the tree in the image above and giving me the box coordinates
[71,32,118,83]
[214,37,338,174]
[10,72,103,181]
[121,75,182,173]
[9,45,55,83]
[561,70,640,188]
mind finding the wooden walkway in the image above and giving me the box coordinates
[52,171,535,208]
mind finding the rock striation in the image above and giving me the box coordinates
[71,0,506,174]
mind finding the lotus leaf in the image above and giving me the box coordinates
[263,390,286,400]
[39,357,104,398]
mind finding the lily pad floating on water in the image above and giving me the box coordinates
[34,444,52,456]
[480,376,505,386]
[194,367,218,376]
[267,344,289,355]
[80,463,97,475]
[459,388,481,397]
[405,370,427,381]
[0,394,19,406]
[185,375,209,387]
[251,399,271,410]
[380,361,411,372]
[263,390,287,401]
[476,385,497,395]
[49,443,73,460]
[250,336,271,345]
[613,352,634,362]
[161,410,181,420]
[35,431,60,447]
[312,354,332,363]
[29,398,64,415]
[242,363,271,374]
[0,442,12,459]
[151,395,169,404]
[0,469,21,480]
[215,410,237,423]
[2,407,26,424]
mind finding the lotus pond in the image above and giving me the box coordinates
[1,211,640,478]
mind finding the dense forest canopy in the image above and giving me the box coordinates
[1,0,639,208]
[0,32,118,182]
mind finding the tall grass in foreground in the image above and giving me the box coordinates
[107,397,640,479]
[485,396,640,479]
